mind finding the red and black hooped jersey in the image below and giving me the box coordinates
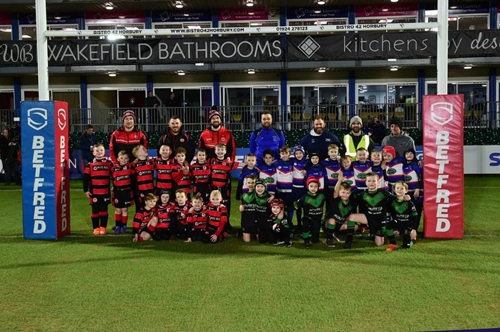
[154,157,173,190]
[84,158,112,196]
[187,207,208,230]
[173,202,191,225]
[209,158,234,188]
[132,158,155,193]
[132,207,156,234]
[171,163,192,193]
[206,203,227,237]
[156,203,176,228]
[112,163,134,191]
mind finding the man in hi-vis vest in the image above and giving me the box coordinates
[342,116,375,161]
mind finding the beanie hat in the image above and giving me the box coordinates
[293,145,305,155]
[122,110,136,121]
[254,179,266,188]
[309,151,320,159]
[389,117,403,129]
[349,115,363,126]
[382,146,396,159]
[306,177,320,189]
[159,189,171,197]
[208,108,221,121]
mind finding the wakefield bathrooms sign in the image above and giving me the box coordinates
[1,30,500,66]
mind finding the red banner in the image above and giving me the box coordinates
[54,101,71,238]
[422,95,464,239]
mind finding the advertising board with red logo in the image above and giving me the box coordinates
[422,95,464,239]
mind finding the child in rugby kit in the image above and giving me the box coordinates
[132,193,158,242]
[352,147,373,192]
[294,178,327,247]
[154,189,176,241]
[209,143,238,228]
[339,156,356,192]
[111,150,134,234]
[403,148,423,232]
[322,144,341,198]
[131,145,155,212]
[270,198,292,248]
[203,190,228,244]
[171,147,192,196]
[236,153,259,201]
[346,172,407,251]
[154,144,174,196]
[370,150,388,191]
[186,194,208,242]
[324,179,358,248]
[259,149,277,196]
[292,145,307,232]
[382,145,404,192]
[274,146,295,223]
[305,152,327,193]
[390,181,419,250]
[191,148,211,204]
[239,174,257,243]
[254,179,275,244]
[172,189,191,240]
[84,144,113,235]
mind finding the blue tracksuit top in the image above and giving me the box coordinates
[249,127,286,162]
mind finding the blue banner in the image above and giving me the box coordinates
[286,7,349,19]
[152,10,213,23]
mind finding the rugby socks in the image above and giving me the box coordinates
[385,227,397,245]
[121,215,128,227]
[114,213,122,228]
[99,211,108,228]
[91,213,100,229]
[402,234,411,249]
[326,223,336,240]
[344,220,355,249]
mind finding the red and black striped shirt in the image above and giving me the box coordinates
[84,158,112,197]
[191,162,211,193]
[111,163,134,191]
[156,203,176,229]
[173,202,191,226]
[154,157,173,190]
[209,158,235,188]
[132,207,156,234]
[206,203,227,236]
[171,162,192,194]
[132,157,155,193]
[187,207,208,230]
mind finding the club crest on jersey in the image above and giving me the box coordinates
[180,138,185,142]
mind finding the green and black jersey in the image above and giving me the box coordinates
[390,199,419,230]
[325,197,358,224]
[272,215,291,229]
[241,191,256,220]
[295,192,326,222]
[354,189,393,223]
[255,192,271,221]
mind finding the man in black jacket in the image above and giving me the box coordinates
[157,116,196,162]
[0,128,20,185]
[79,125,97,167]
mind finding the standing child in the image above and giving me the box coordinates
[131,144,155,212]
[132,193,158,242]
[322,144,341,198]
[236,153,259,201]
[295,178,327,247]
[305,152,327,193]
[191,148,212,204]
[270,199,293,247]
[382,145,404,192]
[210,143,238,228]
[239,174,257,243]
[83,144,113,235]
[339,156,356,192]
[254,179,275,244]
[274,146,295,223]
[352,147,373,192]
[111,150,134,234]
[171,147,192,196]
[402,148,423,233]
[173,189,191,240]
[259,149,277,196]
[186,194,208,242]
[154,190,176,241]
[292,145,307,232]
[155,144,174,195]
[204,190,228,243]
[390,181,419,249]
[370,150,388,191]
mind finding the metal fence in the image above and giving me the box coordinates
[2,101,499,133]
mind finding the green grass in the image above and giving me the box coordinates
[1,176,500,332]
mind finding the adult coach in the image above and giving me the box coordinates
[300,115,341,160]
[342,115,374,160]
[250,110,285,162]
[79,124,97,167]
[198,107,236,161]
[157,116,196,162]
[109,110,148,164]
[381,117,416,158]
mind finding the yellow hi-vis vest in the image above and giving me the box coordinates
[343,134,370,161]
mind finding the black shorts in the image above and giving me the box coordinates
[112,190,133,208]
[89,195,111,205]
[152,228,171,241]
[241,218,257,234]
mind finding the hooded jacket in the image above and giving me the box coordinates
[381,132,416,158]
[157,126,196,162]
[198,125,236,161]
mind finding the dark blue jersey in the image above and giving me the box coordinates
[236,166,260,200]
[322,158,341,190]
